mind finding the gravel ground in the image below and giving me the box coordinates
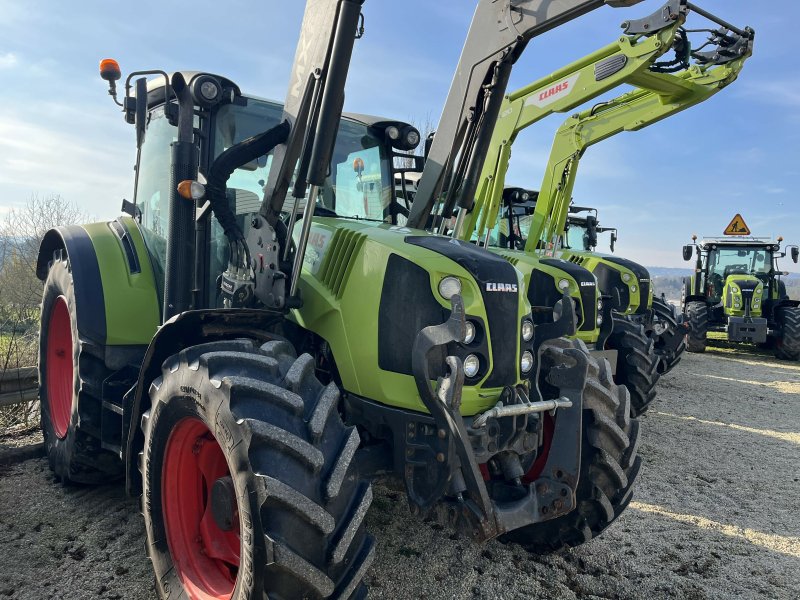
[1,348,798,599]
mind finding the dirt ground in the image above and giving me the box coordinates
[1,347,798,599]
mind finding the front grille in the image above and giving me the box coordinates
[405,236,519,388]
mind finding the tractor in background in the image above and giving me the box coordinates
[451,0,753,414]
[682,233,800,359]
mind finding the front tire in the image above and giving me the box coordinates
[774,306,800,361]
[606,316,659,417]
[685,301,709,353]
[39,254,122,484]
[648,297,686,375]
[501,338,641,553]
[141,339,374,600]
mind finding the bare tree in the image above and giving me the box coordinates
[0,194,89,430]
[0,194,89,311]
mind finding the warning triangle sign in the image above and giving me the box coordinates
[723,213,751,236]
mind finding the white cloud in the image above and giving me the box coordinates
[737,78,800,108]
[0,52,18,69]
[0,111,133,219]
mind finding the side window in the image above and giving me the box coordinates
[135,107,177,302]
[334,146,388,221]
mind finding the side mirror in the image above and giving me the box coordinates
[682,245,693,261]
[792,246,799,263]
[133,77,148,148]
[424,132,434,159]
[610,231,617,253]
[585,215,598,250]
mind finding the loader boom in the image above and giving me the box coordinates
[461,0,752,249]
[406,0,643,230]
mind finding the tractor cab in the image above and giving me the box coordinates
[493,187,538,250]
[129,73,414,310]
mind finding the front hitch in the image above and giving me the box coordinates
[410,294,499,540]
[408,294,587,542]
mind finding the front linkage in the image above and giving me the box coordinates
[400,295,587,541]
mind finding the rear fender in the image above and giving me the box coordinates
[36,217,160,368]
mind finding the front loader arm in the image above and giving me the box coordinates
[465,0,690,243]
[530,22,754,251]
[406,0,644,231]
[245,0,365,307]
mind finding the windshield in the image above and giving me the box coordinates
[214,98,392,221]
[708,247,773,280]
[484,204,534,249]
[562,221,590,251]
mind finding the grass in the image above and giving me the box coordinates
[704,330,774,357]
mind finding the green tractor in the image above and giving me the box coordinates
[36,2,647,598]
[681,234,800,359]
[450,0,752,414]
[561,207,687,375]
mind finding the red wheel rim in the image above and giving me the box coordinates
[45,296,73,439]
[162,417,240,600]
[523,412,555,484]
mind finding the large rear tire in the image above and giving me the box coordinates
[141,339,374,600]
[38,253,122,484]
[606,316,659,417]
[774,306,800,361]
[501,338,641,553]
[648,297,686,375]
[685,301,709,353]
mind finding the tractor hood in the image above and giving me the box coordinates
[723,274,765,317]
[292,218,532,416]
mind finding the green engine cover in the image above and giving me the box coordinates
[722,274,765,317]
[558,249,652,315]
[291,219,531,416]
[492,249,600,345]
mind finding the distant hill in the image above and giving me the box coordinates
[644,266,800,303]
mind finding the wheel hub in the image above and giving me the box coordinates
[211,476,237,532]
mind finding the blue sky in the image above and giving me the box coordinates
[0,0,797,270]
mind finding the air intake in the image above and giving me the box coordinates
[316,229,367,299]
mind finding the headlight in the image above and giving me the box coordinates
[597,315,603,326]
[520,351,534,374]
[597,298,603,311]
[464,354,480,378]
[622,273,632,283]
[557,278,570,291]
[734,301,741,308]
[522,319,534,341]
[439,276,462,300]
[631,285,637,293]
[464,321,476,344]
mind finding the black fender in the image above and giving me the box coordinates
[682,294,707,308]
[37,226,107,346]
[124,308,284,495]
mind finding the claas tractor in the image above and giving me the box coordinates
[34,1,646,598]
[450,0,753,415]
[681,235,800,359]
[561,206,687,375]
